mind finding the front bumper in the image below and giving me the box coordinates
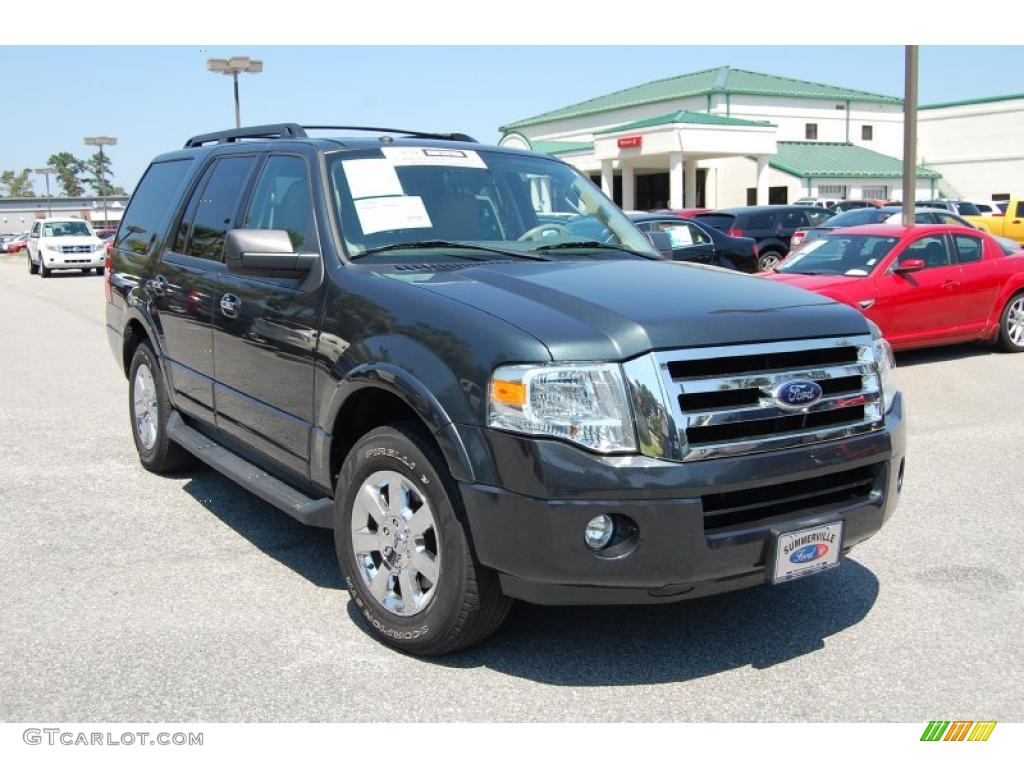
[40,251,105,269]
[459,392,906,605]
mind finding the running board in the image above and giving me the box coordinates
[166,411,334,529]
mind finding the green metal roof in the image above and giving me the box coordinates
[500,66,901,130]
[769,142,941,180]
[529,139,594,156]
[920,92,1024,110]
[595,109,773,134]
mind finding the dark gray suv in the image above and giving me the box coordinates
[106,124,906,654]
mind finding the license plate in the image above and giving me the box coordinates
[770,521,844,584]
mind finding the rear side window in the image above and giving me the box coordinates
[745,212,775,229]
[804,209,832,226]
[179,155,258,261]
[115,159,192,255]
[954,235,983,264]
[952,202,981,216]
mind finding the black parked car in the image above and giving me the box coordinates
[694,205,831,271]
[628,212,759,273]
[105,123,904,655]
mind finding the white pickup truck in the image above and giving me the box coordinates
[27,217,107,277]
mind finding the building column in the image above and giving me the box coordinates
[704,165,717,209]
[669,152,684,210]
[621,163,635,211]
[755,155,770,205]
[684,159,698,209]
[600,160,614,199]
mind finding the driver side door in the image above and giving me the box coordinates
[870,234,966,347]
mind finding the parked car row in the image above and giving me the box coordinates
[2,233,29,253]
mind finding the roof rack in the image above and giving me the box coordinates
[184,123,477,149]
[184,123,307,148]
[303,126,477,143]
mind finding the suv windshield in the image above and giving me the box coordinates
[776,234,900,277]
[42,221,92,237]
[326,146,656,261]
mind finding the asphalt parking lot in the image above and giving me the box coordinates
[1,254,1021,722]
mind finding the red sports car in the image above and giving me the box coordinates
[763,224,1024,352]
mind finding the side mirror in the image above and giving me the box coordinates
[224,229,316,273]
[644,230,674,259]
[893,258,925,274]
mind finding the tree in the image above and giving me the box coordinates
[0,169,36,197]
[85,151,117,196]
[47,152,86,196]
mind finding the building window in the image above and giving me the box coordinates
[862,125,873,141]
[835,104,846,111]
[819,184,848,199]
[805,123,818,140]
[992,193,1010,201]
[862,185,889,200]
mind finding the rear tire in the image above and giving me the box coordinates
[335,422,512,655]
[997,292,1024,352]
[758,250,784,272]
[96,267,105,275]
[128,342,193,473]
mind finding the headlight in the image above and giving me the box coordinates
[872,336,897,414]
[488,363,637,453]
[44,242,60,251]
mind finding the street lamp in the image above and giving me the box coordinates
[84,136,117,229]
[207,55,263,129]
[33,167,56,218]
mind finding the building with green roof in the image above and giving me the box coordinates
[497,66,977,210]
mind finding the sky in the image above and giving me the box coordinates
[1,45,1021,195]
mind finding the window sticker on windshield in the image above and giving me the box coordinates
[342,159,404,199]
[354,195,432,235]
[382,147,487,169]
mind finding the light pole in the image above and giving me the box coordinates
[902,46,919,227]
[34,167,56,218]
[207,55,263,128]
[84,136,117,229]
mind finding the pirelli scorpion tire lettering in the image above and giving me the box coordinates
[334,422,512,655]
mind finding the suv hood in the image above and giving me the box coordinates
[383,259,870,361]
[43,236,101,247]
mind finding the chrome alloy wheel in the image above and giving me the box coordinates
[132,363,159,450]
[1008,297,1024,347]
[351,470,440,616]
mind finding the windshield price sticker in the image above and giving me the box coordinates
[383,147,487,169]
[354,196,432,235]
[342,159,404,200]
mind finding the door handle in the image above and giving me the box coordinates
[150,275,168,295]
[941,280,960,290]
[220,293,241,318]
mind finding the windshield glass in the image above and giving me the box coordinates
[825,208,891,227]
[777,234,900,276]
[326,146,656,261]
[42,221,93,237]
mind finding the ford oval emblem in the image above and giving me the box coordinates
[790,543,829,564]
[774,379,823,410]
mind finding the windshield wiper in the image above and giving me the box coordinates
[352,240,550,261]
[531,241,660,260]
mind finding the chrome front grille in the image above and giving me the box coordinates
[60,245,93,254]
[624,335,884,462]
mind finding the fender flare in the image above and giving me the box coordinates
[314,362,476,489]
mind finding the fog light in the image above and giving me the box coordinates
[584,514,614,550]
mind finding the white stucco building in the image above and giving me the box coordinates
[498,67,1017,210]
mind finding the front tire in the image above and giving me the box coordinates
[335,422,511,655]
[997,292,1024,352]
[128,342,193,473]
[39,255,50,278]
[27,253,38,275]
